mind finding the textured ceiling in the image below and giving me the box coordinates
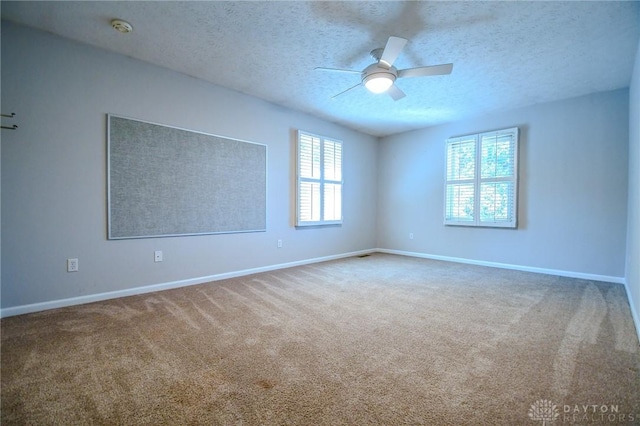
[2,1,639,137]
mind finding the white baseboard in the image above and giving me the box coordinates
[0,249,375,318]
[2,247,633,334]
[376,248,626,284]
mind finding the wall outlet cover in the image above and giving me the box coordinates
[67,258,79,272]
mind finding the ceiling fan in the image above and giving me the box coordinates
[315,36,453,101]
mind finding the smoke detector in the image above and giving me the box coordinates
[111,19,133,34]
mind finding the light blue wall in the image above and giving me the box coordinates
[377,90,629,279]
[0,22,379,310]
[1,21,636,319]
[626,40,640,336]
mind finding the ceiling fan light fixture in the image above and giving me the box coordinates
[363,73,394,94]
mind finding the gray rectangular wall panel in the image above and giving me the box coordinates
[108,115,267,239]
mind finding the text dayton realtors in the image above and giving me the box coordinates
[562,404,636,423]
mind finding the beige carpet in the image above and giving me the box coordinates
[2,253,639,425]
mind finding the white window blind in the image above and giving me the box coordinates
[297,131,342,226]
[444,127,519,228]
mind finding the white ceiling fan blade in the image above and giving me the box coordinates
[331,83,362,99]
[398,63,453,79]
[379,36,407,68]
[387,84,406,101]
[315,67,361,74]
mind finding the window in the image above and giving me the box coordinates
[444,127,519,228]
[297,131,343,226]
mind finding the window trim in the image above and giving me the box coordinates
[444,127,519,228]
[296,130,343,227]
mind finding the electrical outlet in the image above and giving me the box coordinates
[409,233,414,240]
[277,239,283,248]
[67,258,79,272]
[154,250,163,262]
